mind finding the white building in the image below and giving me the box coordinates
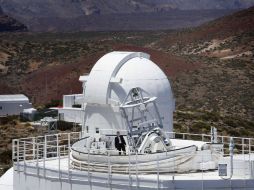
[0,94,32,116]
[57,94,85,123]
[58,51,175,133]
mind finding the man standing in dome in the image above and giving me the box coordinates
[115,131,126,155]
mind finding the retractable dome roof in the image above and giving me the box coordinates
[84,51,173,106]
[82,51,174,132]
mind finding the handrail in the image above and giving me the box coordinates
[12,131,254,161]
[12,130,254,183]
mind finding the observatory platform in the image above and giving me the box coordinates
[3,131,254,190]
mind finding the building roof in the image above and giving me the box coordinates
[0,94,29,102]
[83,51,172,104]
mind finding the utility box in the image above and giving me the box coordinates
[218,164,227,176]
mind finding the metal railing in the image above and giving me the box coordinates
[12,131,254,163]
[167,132,254,155]
[12,130,254,189]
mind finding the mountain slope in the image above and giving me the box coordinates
[24,10,233,32]
[159,6,254,60]
[139,0,254,10]
[161,5,254,43]
[0,6,27,32]
[154,6,254,120]
[1,0,254,18]
[1,0,254,32]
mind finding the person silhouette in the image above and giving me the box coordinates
[114,131,126,155]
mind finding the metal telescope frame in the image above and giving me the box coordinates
[119,87,163,151]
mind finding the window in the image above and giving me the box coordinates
[0,106,2,110]
[95,127,99,134]
[72,104,81,108]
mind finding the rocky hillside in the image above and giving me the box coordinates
[0,6,27,32]
[1,0,254,17]
[158,6,254,64]
[154,6,254,120]
[1,0,254,31]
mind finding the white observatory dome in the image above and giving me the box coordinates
[81,51,175,134]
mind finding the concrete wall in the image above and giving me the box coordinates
[58,108,84,124]
[13,163,254,190]
[83,104,126,135]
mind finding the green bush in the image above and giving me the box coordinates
[0,150,12,164]
[200,111,220,122]
[0,116,18,125]
[57,120,72,131]
[191,121,211,133]
[45,99,63,108]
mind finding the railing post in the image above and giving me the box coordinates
[54,134,61,177]
[56,134,59,157]
[201,151,204,190]
[249,138,251,163]
[128,150,132,188]
[17,140,20,172]
[157,155,160,190]
[58,141,61,179]
[68,133,70,179]
[173,146,175,181]
[107,152,111,187]
[32,137,35,159]
[88,149,92,189]
[221,136,224,155]
[23,141,26,174]
[249,138,251,154]
[242,138,245,155]
[36,138,39,176]
[44,135,47,177]
[135,152,138,188]
[12,140,15,164]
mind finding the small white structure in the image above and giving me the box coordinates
[0,94,32,116]
[57,94,84,123]
[21,108,37,121]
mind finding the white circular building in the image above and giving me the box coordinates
[81,51,175,135]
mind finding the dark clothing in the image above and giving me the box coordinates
[115,135,126,155]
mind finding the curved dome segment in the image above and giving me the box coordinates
[84,51,150,105]
[115,57,168,80]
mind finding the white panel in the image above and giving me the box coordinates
[58,108,84,123]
